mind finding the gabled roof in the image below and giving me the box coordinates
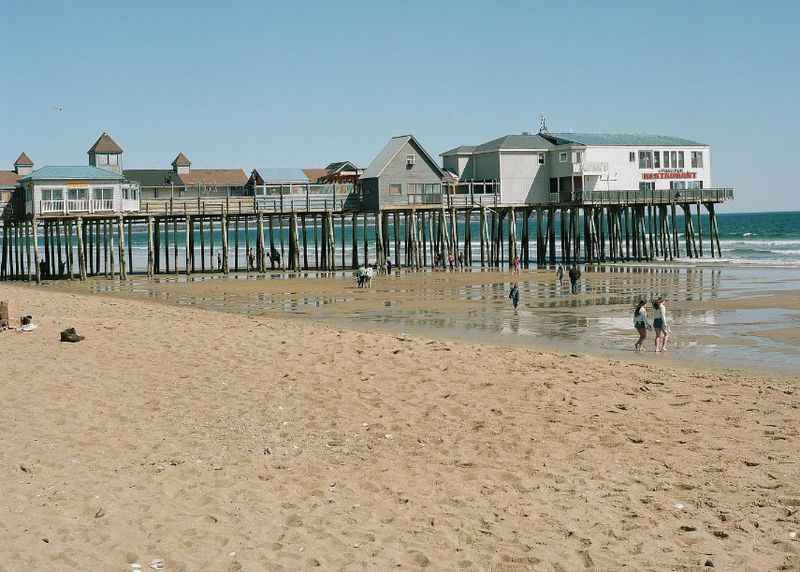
[325,161,359,173]
[441,145,476,156]
[124,169,176,187]
[542,132,707,147]
[172,152,191,167]
[253,168,309,184]
[178,169,247,187]
[88,132,123,154]
[14,152,33,166]
[20,165,125,181]
[474,134,554,153]
[362,135,444,179]
[0,171,19,187]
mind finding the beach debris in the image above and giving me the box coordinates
[131,564,142,571]
[711,530,729,539]
[673,502,686,510]
[19,464,30,473]
[705,559,715,567]
[0,300,9,330]
[679,525,697,532]
[790,531,797,540]
[60,327,85,343]
[149,559,165,570]
[94,507,105,518]
[19,315,37,332]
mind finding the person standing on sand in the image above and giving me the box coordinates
[653,297,670,352]
[448,252,455,271]
[458,251,464,270]
[512,255,521,276]
[557,265,565,287]
[568,265,581,294]
[509,282,520,310]
[633,299,649,352]
[217,252,222,271]
[386,259,393,275]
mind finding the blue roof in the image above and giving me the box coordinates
[543,133,706,147]
[20,165,125,181]
[254,168,309,184]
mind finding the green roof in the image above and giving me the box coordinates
[20,165,125,181]
[474,134,554,153]
[543,132,707,146]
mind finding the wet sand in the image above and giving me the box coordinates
[54,265,800,372]
[1,274,799,570]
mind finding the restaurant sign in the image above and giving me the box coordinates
[642,171,696,180]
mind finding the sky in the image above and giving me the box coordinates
[1,0,798,213]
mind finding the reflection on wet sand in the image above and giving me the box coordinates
[54,264,800,371]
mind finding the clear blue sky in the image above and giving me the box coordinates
[2,0,798,212]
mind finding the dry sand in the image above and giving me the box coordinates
[1,282,799,571]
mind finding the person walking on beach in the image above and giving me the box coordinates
[633,299,649,352]
[386,259,393,275]
[247,247,255,272]
[512,255,521,276]
[556,265,565,287]
[509,282,520,311]
[448,252,455,271]
[568,265,581,294]
[458,251,465,270]
[216,252,222,271]
[653,297,670,352]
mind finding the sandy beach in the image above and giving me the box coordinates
[1,277,799,571]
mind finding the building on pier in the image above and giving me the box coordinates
[0,153,33,212]
[125,152,248,200]
[359,135,444,210]
[442,131,712,205]
[18,165,140,216]
[248,167,358,211]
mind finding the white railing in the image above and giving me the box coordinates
[91,198,114,212]
[40,200,65,213]
[68,199,89,212]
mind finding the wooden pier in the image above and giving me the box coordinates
[0,188,732,283]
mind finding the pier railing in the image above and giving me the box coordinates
[577,187,734,205]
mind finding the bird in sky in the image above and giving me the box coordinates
[52,105,64,112]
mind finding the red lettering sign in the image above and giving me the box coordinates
[642,171,696,180]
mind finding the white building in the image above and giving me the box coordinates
[442,132,711,204]
[19,133,140,216]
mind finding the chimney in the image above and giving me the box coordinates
[14,152,33,176]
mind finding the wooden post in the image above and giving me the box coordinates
[327,211,336,270]
[234,215,240,272]
[118,216,127,280]
[76,217,87,280]
[221,213,230,274]
[200,217,206,272]
[696,202,704,258]
[108,219,115,278]
[375,210,384,270]
[94,220,101,276]
[24,221,32,279]
[363,213,369,267]
[508,207,518,266]
[30,219,40,284]
[300,214,308,270]
[257,214,266,272]
[671,203,679,258]
[146,216,155,277]
[185,216,191,275]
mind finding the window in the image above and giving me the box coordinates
[687,181,702,189]
[669,181,687,190]
[638,151,653,169]
[109,154,118,166]
[678,151,685,168]
[41,188,64,201]
[629,151,636,162]
[68,188,87,200]
[388,184,402,195]
[549,178,558,194]
[662,150,670,168]
[406,154,416,166]
[670,151,677,168]
[538,153,545,165]
[93,187,113,200]
[572,151,583,163]
[654,151,661,169]
[691,151,704,168]
[559,152,568,162]
[639,182,655,191]
[423,183,439,194]
[96,154,108,165]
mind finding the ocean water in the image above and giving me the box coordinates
[710,211,800,266]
